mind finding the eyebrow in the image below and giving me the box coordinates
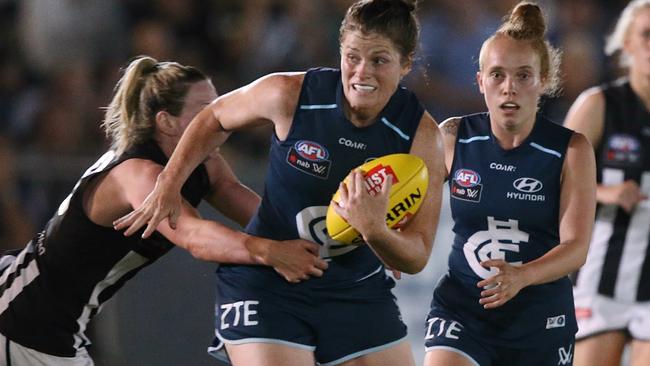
[487,65,535,72]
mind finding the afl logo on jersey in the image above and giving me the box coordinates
[605,134,641,166]
[454,169,481,187]
[287,140,332,179]
[451,169,482,202]
[295,140,329,161]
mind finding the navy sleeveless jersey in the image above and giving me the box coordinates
[243,67,424,284]
[0,141,210,357]
[573,78,650,301]
[436,112,575,347]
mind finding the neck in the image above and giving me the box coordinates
[629,68,650,111]
[490,115,536,150]
[345,106,378,128]
[154,133,175,159]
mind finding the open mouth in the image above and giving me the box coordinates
[500,102,520,111]
[352,83,377,93]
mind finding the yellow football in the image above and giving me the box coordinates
[326,153,428,245]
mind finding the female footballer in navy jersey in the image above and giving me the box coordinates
[565,1,650,365]
[424,2,596,366]
[115,1,446,365]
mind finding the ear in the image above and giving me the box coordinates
[400,56,413,78]
[476,71,485,94]
[155,111,177,136]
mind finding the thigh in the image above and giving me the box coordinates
[313,273,408,365]
[424,348,477,366]
[341,340,414,366]
[574,331,627,366]
[630,339,650,366]
[226,342,315,366]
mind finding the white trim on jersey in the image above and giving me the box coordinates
[73,251,149,350]
[458,136,489,144]
[299,104,337,110]
[529,142,562,158]
[381,117,410,141]
[0,243,39,315]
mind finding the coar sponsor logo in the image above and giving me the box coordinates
[338,137,367,150]
[489,162,516,172]
[507,177,545,201]
[295,140,328,161]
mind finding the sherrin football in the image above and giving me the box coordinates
[326,153,428,245]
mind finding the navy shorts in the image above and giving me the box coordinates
[213,265,407,366]
[424,309,575,366]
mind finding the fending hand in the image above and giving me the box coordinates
[113,177,182,238]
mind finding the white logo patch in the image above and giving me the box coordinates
[546,314,566,329]
[463,217,529,279]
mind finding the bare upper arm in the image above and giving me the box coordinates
[559,132,596,244]
[211,72,305,141]
[84,159,164,227]
[403,112,446,248]
[438,117,461,176]
[563,87,605,148]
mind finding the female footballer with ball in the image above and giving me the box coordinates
[115,1,446,365]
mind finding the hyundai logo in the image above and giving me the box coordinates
[513,177,543,193]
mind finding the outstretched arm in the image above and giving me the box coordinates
[101,159,328,283]
[113,73,304,237]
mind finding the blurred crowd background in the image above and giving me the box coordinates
[0,0,635,365]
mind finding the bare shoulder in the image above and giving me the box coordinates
[439,117,461,136]
[109,158,163,190]
[254,72,305,101]
[574,86,605,109]
[250,72,306,121]
[567,131,594,153]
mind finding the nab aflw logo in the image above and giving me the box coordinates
[463,216,529,279]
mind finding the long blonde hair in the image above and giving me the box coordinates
[605,0,650,68]
[478,2,562,97]
[102,56,207,155]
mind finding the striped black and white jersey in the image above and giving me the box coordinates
[573,78,650,301]
[0,141,210,357]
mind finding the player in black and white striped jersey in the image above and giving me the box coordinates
[564,1,650,365]
[0,56,326,366]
